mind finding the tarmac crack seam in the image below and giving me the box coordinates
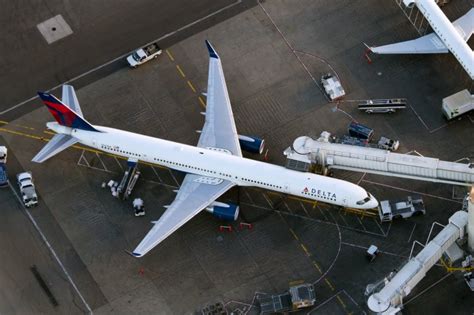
[8,183,93,314]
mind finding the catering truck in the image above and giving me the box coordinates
[127,42,162,68]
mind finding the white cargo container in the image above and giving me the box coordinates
[321,74,345,101]
[442,89,473,120]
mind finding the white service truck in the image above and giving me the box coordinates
[442,89,474,120]
[379,196,425,222]
[127,42,162,68]
[17,172,38,207]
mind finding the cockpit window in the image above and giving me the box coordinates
[356,196,372,205]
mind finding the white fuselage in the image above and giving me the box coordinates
[48,122,378,209]
[416,0,474,79]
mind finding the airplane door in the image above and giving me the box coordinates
[284,183,290,194]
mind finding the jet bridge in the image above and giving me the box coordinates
[283,133,474,186]
[367,211,468,314]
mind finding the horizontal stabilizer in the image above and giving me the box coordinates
[369,33,448,54]
[32,134,78,163]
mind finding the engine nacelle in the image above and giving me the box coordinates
[205,201,239,221]
[238,135,265,154]
[402,0,415,8]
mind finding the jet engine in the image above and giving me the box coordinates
[402,0,415,8]
[205,201,240,221]
[238,135,265,154]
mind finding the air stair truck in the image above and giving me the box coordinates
[0,146,7,187]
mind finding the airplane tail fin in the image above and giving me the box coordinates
[37,90,99,132]
[33,86,100,163]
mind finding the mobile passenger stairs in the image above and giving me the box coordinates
[116,158,141,200]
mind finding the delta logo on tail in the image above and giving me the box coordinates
[37,92,99,132]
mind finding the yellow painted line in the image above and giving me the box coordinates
[300,244,310,256]
[324,278,335,291]
[0,127,46,141]
[176,65,186,78]
[165,49,174,61]
[0,120,35,130]
[17,125,35,130]
[312,260,322,273]
[289,279,304,286]
[0,127,169,170]
[198,96,206,108]
[187,80,196,93]
[336,295,347,309]
[43,130,55,135]
[288,228,299,240]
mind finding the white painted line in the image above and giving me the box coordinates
[9,184,93,314]
[407,223,417,243]
[408,104,430,131]
[0,0,242,116]
[150,166,163,183]
[341,241,407,258]
[257,2,329,101]
[362,179,463,203]
[404,273,452,305]
[96,152,109,172]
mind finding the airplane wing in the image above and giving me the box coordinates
[61,85,83,117]
[368,32,449,54]
[452,8,474,41]
[197,40,242,157]
[132,174,234,257]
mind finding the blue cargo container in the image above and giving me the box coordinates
[0,164,7,187]
[348,122,374,140]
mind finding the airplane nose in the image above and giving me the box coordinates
[366,194,379,209]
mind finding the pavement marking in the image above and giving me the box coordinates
[288,228,299,240]
[341,241,407,258]
[300,243,310,256]
[312,260,322,273]
[336,295,347,309]
[325,278,335,291]
[0,126,171,171]
[404,272,452,306]
[176,64,186,77]
[0,119,35,130]
[198,96,207,107]
[407,223,417,243]
[187,80,197,93]
[8,183,92,314]
[165,49,175,61]
[0,0,242,116]
[362,179,463,203]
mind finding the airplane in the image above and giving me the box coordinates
[366,0,474,80]
[33,41,379,258]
